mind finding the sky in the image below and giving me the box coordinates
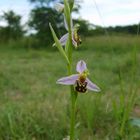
[0,0,140,27]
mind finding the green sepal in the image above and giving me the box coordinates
[64,0,71,30]
[49,23,70,64]
[68,0,74,12]
[65,36,69,54]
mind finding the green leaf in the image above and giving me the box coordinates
[49,23,70,64]
[69,0,74,12]
[64,0,71,30]
[130,118,140,127]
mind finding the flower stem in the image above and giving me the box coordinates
[67,22,77,140]
[65,2,77,138]
[67,58,77,140]
[70,86,78,140]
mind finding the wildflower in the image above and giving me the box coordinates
[57,60,100,93]
[54,3,81,48]
[58,21,82,48]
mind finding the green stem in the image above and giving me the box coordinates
[67,50,77,140]
[67,61,77,140]
[67,20,77,140]
[70,87,78,140]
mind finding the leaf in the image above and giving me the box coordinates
[69,0,74,12]
[49,23,70,64]
[130,118,140,127]
[64,0,71,30]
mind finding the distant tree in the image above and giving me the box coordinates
[28,0,81,47]
[28,6,64,46]
[107,25,139,35]
[28,0,66,47]
[0,10,24,41]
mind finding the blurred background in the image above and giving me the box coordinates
[0,0,139,48]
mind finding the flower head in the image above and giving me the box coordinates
[59,18,81,48]
[57,60,100,93]
[53,6,81,48]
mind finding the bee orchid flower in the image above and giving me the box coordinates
[54,3,81,48]
[57,60,100,93]
[62,18,82,47]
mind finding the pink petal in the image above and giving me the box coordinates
[57,74,79,85]
[86,78,100,92]
[59,33,68,46]
[76,60,87,73]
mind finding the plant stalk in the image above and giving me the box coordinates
[70,86,77,140]
[67,18,77,140]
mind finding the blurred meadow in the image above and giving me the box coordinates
[0,35,140,139]
[0,0,140,140]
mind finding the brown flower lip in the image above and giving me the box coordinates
[75,80,87,93]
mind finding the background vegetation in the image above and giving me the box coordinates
[0,0,139,47]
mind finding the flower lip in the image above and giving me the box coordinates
[73,32,81,46]
[75,80,87,93]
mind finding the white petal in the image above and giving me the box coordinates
[54,3,64,12]
[59,33,68,46]
[57,74,79,85]
[86,78,101,92]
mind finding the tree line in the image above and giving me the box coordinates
[0,0,139,48]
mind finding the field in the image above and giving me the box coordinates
[0,35,140,140]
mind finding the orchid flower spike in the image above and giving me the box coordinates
[59,17,82,48]
[54,2,81,48]
[57,60,100,93]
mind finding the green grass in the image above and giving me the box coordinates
[0,35,140,140]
